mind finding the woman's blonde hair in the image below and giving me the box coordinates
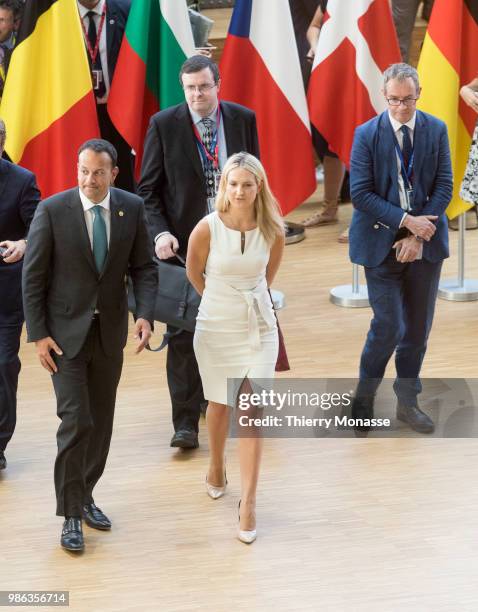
[215,152,284,245]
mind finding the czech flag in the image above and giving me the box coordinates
[220,0,316,215]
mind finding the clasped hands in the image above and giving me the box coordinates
[393,214,437,263]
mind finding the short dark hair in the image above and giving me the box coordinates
[78,139,118,166]
[0,0,22,19]
[179,55,220,85]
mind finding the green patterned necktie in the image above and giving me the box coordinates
[92,205,108,273]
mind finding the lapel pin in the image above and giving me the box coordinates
[110,19,115,24]
[119,211,124,217]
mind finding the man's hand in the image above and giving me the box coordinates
[402,215,438,241]
[133,318,152,354]
[393,236,422,263]
[155,233,179,260]
[35,337,63,374]
[0,239,27,263]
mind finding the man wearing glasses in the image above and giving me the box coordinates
[138,55,259,450]
[349,63,452,433]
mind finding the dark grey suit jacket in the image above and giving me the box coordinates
[138,100,260,254]
[22,187,156,359]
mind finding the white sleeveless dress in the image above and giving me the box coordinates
[193,212,278,406]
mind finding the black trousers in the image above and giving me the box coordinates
[166,327,204,433]
[52,319,123,517]
[0,323,22,452]
[97,103,136,193]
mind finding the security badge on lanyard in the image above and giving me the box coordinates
[81,7,106,94]
[192,105,222,209]
[394,139,414,211]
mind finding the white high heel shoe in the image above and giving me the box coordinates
[205,472,227,499]
[237,500,257,544]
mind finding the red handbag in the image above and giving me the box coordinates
[268,290,290,371]
[275,317,290,372]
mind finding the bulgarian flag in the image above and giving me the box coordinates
[0,0,99,197]
[417,0,478,219]
[108,0,195,177]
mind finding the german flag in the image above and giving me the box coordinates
[0,0,99,197]
[417,0,478,219]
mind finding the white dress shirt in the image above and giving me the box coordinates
[79,188,112,248]
[388,110,416,214]
[78,0,110,103]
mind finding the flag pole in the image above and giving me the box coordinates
[438,212,478,301]
[329,263,369,307]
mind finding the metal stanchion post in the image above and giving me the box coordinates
[329,263,369,307]
[438,212,478,301]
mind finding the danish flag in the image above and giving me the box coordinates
[308,0,400,167]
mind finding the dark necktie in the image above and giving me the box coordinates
[92,206,108,273]
[400,124,412,170]
[201,117,216,201]
[86,10,106,98]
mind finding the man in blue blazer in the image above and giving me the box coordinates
[0,119,40,469]
[349,63,453,433]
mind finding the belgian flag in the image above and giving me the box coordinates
[0,0,100,197]
[417,0,478,219]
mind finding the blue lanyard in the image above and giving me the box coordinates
[394,139,414,189]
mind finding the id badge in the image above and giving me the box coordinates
[92,69,104,91]
[405,188,414,211]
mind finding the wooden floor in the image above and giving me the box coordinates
[2,198,478,612]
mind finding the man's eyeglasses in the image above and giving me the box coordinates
[183,83,217,94]
[386,97,418,107]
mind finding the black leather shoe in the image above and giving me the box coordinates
[397,403,435,434]
[82,503,112,530]
[351,394,374,433]
[0,451,6,470]
[61,518,84,552]
[170,429,199,449]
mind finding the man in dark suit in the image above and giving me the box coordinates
[0,118,39,471]
[77,0,134,192]
[22,139,156,552]
[349,63,452,433]
[138,55,259,450]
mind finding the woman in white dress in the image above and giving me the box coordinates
[186,153,285,544]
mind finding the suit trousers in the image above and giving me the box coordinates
[166,326,204,433]
[97,103,136,193]
[52,318,123,517]
[358,250,442,404]
[0,323,22,452]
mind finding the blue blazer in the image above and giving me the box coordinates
[0,159,40,323]
[349,110,453,267]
